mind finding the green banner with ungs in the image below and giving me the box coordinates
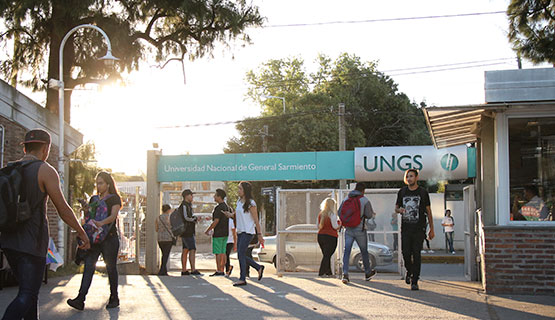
[158,151,354,182]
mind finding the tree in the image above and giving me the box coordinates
[507,0,555,65]
[226,53,430,155]
[68,141,99,212]
[0,0,264,122]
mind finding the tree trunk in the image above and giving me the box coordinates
[46,1,74,124]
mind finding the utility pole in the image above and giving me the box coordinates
[257,124,271,235]
[338,103,347,189]
[259,125,270,152]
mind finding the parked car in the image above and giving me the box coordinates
[257,224,393,272]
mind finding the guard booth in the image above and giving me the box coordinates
[145,145,477,278]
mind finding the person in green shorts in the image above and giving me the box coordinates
[205,189,230,276]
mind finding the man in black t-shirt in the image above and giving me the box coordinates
[205,189,229,276]
[395,169,435,291]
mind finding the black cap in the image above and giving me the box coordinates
[182,189,194,197]
[22,129,51,145]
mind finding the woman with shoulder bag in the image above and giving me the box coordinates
[156,204,176,276]
[67,172,122,311]
[226,181,265,286]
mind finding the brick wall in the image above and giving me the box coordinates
[484,226,555,295]
[0,116,62,245]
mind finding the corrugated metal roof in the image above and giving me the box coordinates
[423,106,484,149]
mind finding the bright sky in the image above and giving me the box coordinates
[16,0,552,174]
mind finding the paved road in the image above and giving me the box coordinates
[1,255,554,319]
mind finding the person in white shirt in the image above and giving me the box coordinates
[225,216,237,276]
[225,181,265,286]
[441,209,455,254]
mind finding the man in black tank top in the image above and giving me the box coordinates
[0,129,90,319]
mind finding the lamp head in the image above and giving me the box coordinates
[99,51,120,66]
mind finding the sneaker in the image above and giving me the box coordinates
[106,296,119,309]
[428,250,434,254]
[67,298,84,311]
[411,282,419,291]
[191,270,202,275]
[405,273,411,285]
[233,281,247,286]
[421,250,427,254]
[342,275,349,284]
[365,269,377,281]
[451,251,456,255]
[181,271,190,276]
[226,265,234,277]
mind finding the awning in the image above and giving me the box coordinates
[423,105,488,149]
[423,102,555,148]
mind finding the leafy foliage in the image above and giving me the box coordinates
[0,0,264,120]
[68,141,99,212]
[507,0,555,65]
[226,53,431,155]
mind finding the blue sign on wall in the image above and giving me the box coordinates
[158,151,355,182]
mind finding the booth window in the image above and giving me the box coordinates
[508,117,555,222]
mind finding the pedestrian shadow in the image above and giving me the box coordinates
[26,275,121,320]
[149,275,275,319]
[346,279,554,320]
[231,277,364,319]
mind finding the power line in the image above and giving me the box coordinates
[265,11,506,28]
[247,57,516,88]
[157,106,424,129]
[388,61,513,76]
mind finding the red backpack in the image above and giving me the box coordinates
[339,195,363,227]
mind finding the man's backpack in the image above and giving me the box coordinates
[82,194,115,244]
[170,204,186,237]
[0,160,41,232]
[339,195,363,228]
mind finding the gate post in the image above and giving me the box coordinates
[146,150,161,274]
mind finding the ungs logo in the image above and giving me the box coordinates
[440,153,459,171]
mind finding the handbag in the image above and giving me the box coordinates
[159,215,177,245]
[82,194,115,245]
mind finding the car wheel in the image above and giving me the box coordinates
[355,253,376,272]
[273,254,296,272]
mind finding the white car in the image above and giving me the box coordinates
[257,224,393,272]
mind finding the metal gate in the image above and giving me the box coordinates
[275,188,401,277]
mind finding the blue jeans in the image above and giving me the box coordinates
[342,227,371,276]
[237,232,260,281]
[77,233,120,300]
[2,249,45,320]
[445,232,454,252]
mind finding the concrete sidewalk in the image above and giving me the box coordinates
[1,267,554,319]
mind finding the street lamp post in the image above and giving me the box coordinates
[261,95,286,114]
[56,24,118,190]
[54,23,118,261]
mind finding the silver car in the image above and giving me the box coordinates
[257,224,393,272]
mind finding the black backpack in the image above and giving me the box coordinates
[170,204,186,237]
[0,160,41,232]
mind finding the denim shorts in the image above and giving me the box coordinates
[182,236,196,250]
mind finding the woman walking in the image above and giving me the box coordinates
[229,181,265,286]
[67,172,122,310]
[317,198,340,277]
[156,204,175,276]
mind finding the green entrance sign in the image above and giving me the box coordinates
[158,151,355,182]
